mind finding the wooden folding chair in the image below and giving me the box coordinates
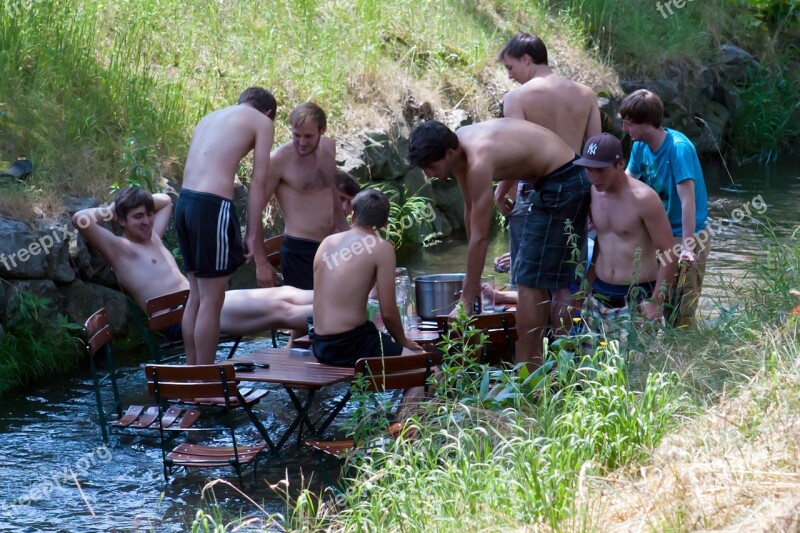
[84,308,201,443]
[436,311,517,365]
[306,352,439,459]
[263,234,288,348]
[145,363,273,485]
[140,290,243,362]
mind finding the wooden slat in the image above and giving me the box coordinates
[305,439,354,458]
[146,363,235,381]
[235,349,355,387]
[127,406,159,428]
[112,405,145,428]
[263,235,284,268]
[167,443,266,467]
[146,290,189,331]
[84,308,112,357]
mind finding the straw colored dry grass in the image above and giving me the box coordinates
[582,319,800,531]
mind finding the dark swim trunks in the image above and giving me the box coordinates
[160,323,183,342]
[175,189,245,278]
[516,157,592,290]
[311,321,403,367]
[280,235,320,290]
[592,278,657,309]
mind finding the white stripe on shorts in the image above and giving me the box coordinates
[216,202,230,271]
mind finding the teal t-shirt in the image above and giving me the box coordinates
[626,129,708,237]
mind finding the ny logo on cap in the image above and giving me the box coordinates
[587,143,598,155]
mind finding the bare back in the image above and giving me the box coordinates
[504,74,599,153]
[183,105,273,199]
[270,136,339,242]
[312,228,394,334]
[111,236,189,309]
[591,177,662,284]
[456,118,576,184]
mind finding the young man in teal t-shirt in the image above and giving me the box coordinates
[621,89,709,327]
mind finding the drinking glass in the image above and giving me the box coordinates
[395,273,411,328]
[480,274,496,313]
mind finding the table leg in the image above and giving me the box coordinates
[276,387,318,449]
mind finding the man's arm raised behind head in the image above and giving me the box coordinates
[72,204,119,261]
[151,193,173,239]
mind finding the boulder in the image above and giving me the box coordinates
[0,217,48,279]
[0,282,5,324]
[718,44,759,85]
[692,101,731,155]
[62,196,101,215]
[430,179,464,232]
[59,279,128,334]
[441,109,471,131]
[336,136,370,180]
[33,219,76,284]
[598,96,623,137]
[396,167,434,200]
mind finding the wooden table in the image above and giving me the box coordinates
[292,328,440,349]
[234,348,355,449]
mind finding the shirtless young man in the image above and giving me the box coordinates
[574,134,677,336]
[335,170,361,218]
[311,189,421,367]
[262,102,349,290]
[176,87,276,364]
[73,187,313,341]
[494,33,600,322]
[407,118,591,367]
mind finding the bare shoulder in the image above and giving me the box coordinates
[630,177,662,204]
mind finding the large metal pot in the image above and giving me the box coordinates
[414,273,465,319]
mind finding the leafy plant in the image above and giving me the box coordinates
[0,289,84,395]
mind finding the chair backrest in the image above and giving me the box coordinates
[263,235,284,268]
[436,311,517,364]
[146,290,189,331]
[85,308,112,358]
[354,352,440,392]
[84,308,122,441]
[145,363,239,404]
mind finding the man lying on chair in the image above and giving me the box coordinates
[73,187,313,342]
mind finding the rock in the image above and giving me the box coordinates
[232,178,248,229]
[430,179,464,232]
[430,207,453,237]
[33,219,76,284]
[718,44,759,85]
[0,323,4,344]
[228,260,256,291]
[336,136,370,180]
[4,280,62,329]
[62,196,100,214]
[693,101,731,155]
[598,96,622,136]
[0,217,48,279]
[0,283,5,324]
[59,279,128,334]
[441,109,471,131]
[397,167,434,199]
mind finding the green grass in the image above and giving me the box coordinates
[1,0,608,211]
[0,289,84,395]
